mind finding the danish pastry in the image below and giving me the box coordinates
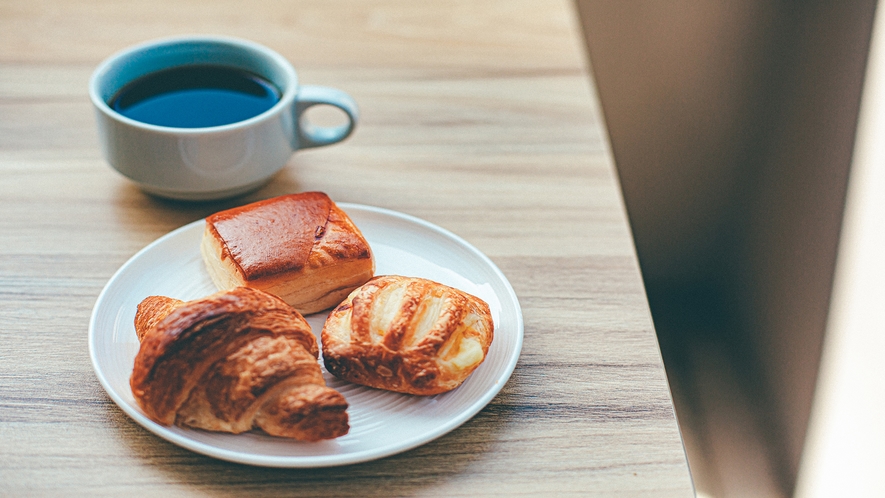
[130,286,349,441]
[201,192,374,315]
[322,275,494,395]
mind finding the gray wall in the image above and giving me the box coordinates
[576,0,876,489]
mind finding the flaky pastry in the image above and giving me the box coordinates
[130,286,349,441]
[322,275,494,395]
[200,192,374,315]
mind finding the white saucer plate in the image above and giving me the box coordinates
[88,203,523,467]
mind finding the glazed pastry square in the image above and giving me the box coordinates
[201,192,374,315]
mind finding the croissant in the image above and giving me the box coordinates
[322,275,494,395]
[200,192,375,315]
[130,286,349,441]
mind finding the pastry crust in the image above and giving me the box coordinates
[130,287,349,441]
[201,192,374,315]
[322,275,494,395]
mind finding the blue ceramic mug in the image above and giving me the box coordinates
[90,35,358,201]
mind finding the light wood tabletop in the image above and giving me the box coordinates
[0,0,694,495]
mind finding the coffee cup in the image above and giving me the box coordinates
[89,35,358,201]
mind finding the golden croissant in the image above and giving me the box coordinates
[322,275,494,395]
[130,286,349,441]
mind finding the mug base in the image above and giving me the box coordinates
[138,178,271,202]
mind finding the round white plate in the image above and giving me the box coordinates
[88,203,523,467]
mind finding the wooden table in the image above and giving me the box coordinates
[0,1,694,495]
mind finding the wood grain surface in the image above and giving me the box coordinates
[0,1,693,495]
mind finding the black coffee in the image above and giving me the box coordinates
[109,65,281,128]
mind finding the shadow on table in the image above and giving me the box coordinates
[107,163,309,238]
[104,392,509,496]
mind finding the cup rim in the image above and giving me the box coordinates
[88,34,298,135]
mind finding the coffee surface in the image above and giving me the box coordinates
[109,65,281,128]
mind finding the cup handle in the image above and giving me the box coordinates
[295,85,359,149]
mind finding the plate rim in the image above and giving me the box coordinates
[88,202,524,467]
